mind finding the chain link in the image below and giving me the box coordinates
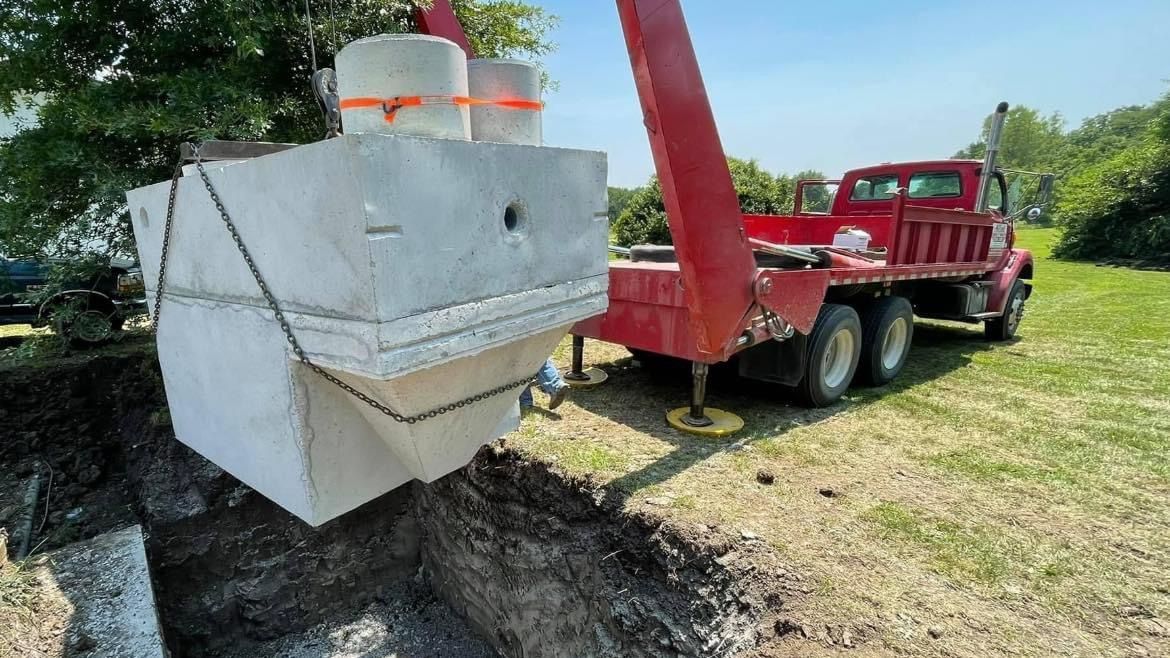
[152,143,536,424]
[150,162,183,330]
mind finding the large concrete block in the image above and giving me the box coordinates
[126,133,608,525]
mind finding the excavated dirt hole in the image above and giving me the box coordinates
[1,343,792,657]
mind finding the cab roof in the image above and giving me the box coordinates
[846,159,983,178]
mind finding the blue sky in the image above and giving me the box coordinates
[534,0,1170,187]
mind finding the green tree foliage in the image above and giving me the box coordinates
[1053,97,1170,262]
[954,106,1066,173]
[791,168,830,213]
[607,186,637,222]
[0,0,556,259]
[612,157,790,246]
[952,98,1170,262]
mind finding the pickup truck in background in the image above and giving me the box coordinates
[0,255,147,345]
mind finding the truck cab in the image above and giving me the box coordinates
[794,160,1009,217]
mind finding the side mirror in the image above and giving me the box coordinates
[1027,207,1043,221]
[1037,174,1055,205]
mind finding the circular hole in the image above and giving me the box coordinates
[503,202,527,236]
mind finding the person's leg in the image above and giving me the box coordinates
[519,385,534,407]
[535,358,566,395]
[534,357,568,410]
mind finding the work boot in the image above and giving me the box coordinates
[548,386,568,411]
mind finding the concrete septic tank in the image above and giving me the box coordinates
[126,133,608,525]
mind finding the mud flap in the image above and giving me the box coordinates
[736,333,808,387]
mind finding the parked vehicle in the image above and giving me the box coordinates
[0,255,147,344]
[417,1,1056,432]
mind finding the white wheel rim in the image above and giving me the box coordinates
[822,328,855,389]
[1007,292,1024,333]
[881,317,909,370]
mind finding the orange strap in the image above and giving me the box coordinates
[340,95,543,123]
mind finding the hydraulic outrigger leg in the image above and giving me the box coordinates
[683,362,713,427]
[562,335,609,389]
[665,361,744,437]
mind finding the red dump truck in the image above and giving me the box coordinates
[419,1,1054,434]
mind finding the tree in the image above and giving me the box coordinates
[612,157,788,246]
[954,106,1066,173]
[0,0,557,260]
[789,168,830,213]
[1053,94,1170,263]
[607,186,637,223]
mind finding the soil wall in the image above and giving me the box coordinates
[2,342,790,657]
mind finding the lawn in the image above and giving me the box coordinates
[511,228,1170,656]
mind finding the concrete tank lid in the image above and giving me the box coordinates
[343,33,460,48]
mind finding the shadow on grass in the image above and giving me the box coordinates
[568,322,1001,498]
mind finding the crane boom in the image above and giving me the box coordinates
[417,0,756,357]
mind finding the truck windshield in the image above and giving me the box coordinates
[850,174,898,201]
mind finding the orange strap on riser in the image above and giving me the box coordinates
[340,95,543,124]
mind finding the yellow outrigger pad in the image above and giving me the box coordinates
[666,407,744,437]
[562,367,609,389]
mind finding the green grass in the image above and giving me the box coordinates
[0,324,33,338]
[512,228,1170,655]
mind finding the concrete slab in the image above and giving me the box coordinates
[30,525,166,657]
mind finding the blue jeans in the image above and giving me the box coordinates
[520,358,565,406]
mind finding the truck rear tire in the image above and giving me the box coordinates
[984,279,1026,341]
[857,296,914,386]
[795,304,862,407]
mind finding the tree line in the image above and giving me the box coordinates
[955,96,1170,263]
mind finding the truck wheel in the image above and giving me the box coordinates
[795,304,862,407]
[984,279,1026,341]
[858,296,914,386]
[45,294,118,347]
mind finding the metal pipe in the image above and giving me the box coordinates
[13,473,41,560]
[974,101,1009,213]
[748,238,821,265]
[607,245,631,256]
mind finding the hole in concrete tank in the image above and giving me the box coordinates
[502,201,528,238]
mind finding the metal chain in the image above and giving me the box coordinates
[152,143,536,424]
[150,161,183,330]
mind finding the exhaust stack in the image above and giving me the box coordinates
[974,101,1009,213]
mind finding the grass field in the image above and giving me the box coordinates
[513,228,1170,656]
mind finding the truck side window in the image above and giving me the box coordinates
[986,174,1006,213]
[850,174,898,201]
[907,171,961,198]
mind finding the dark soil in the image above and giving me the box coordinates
[0,338,158,555]
[2,339,809,657]
[417,446,807,658]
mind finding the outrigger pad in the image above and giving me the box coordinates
[562,366,608,389]
[666,407,744,437]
